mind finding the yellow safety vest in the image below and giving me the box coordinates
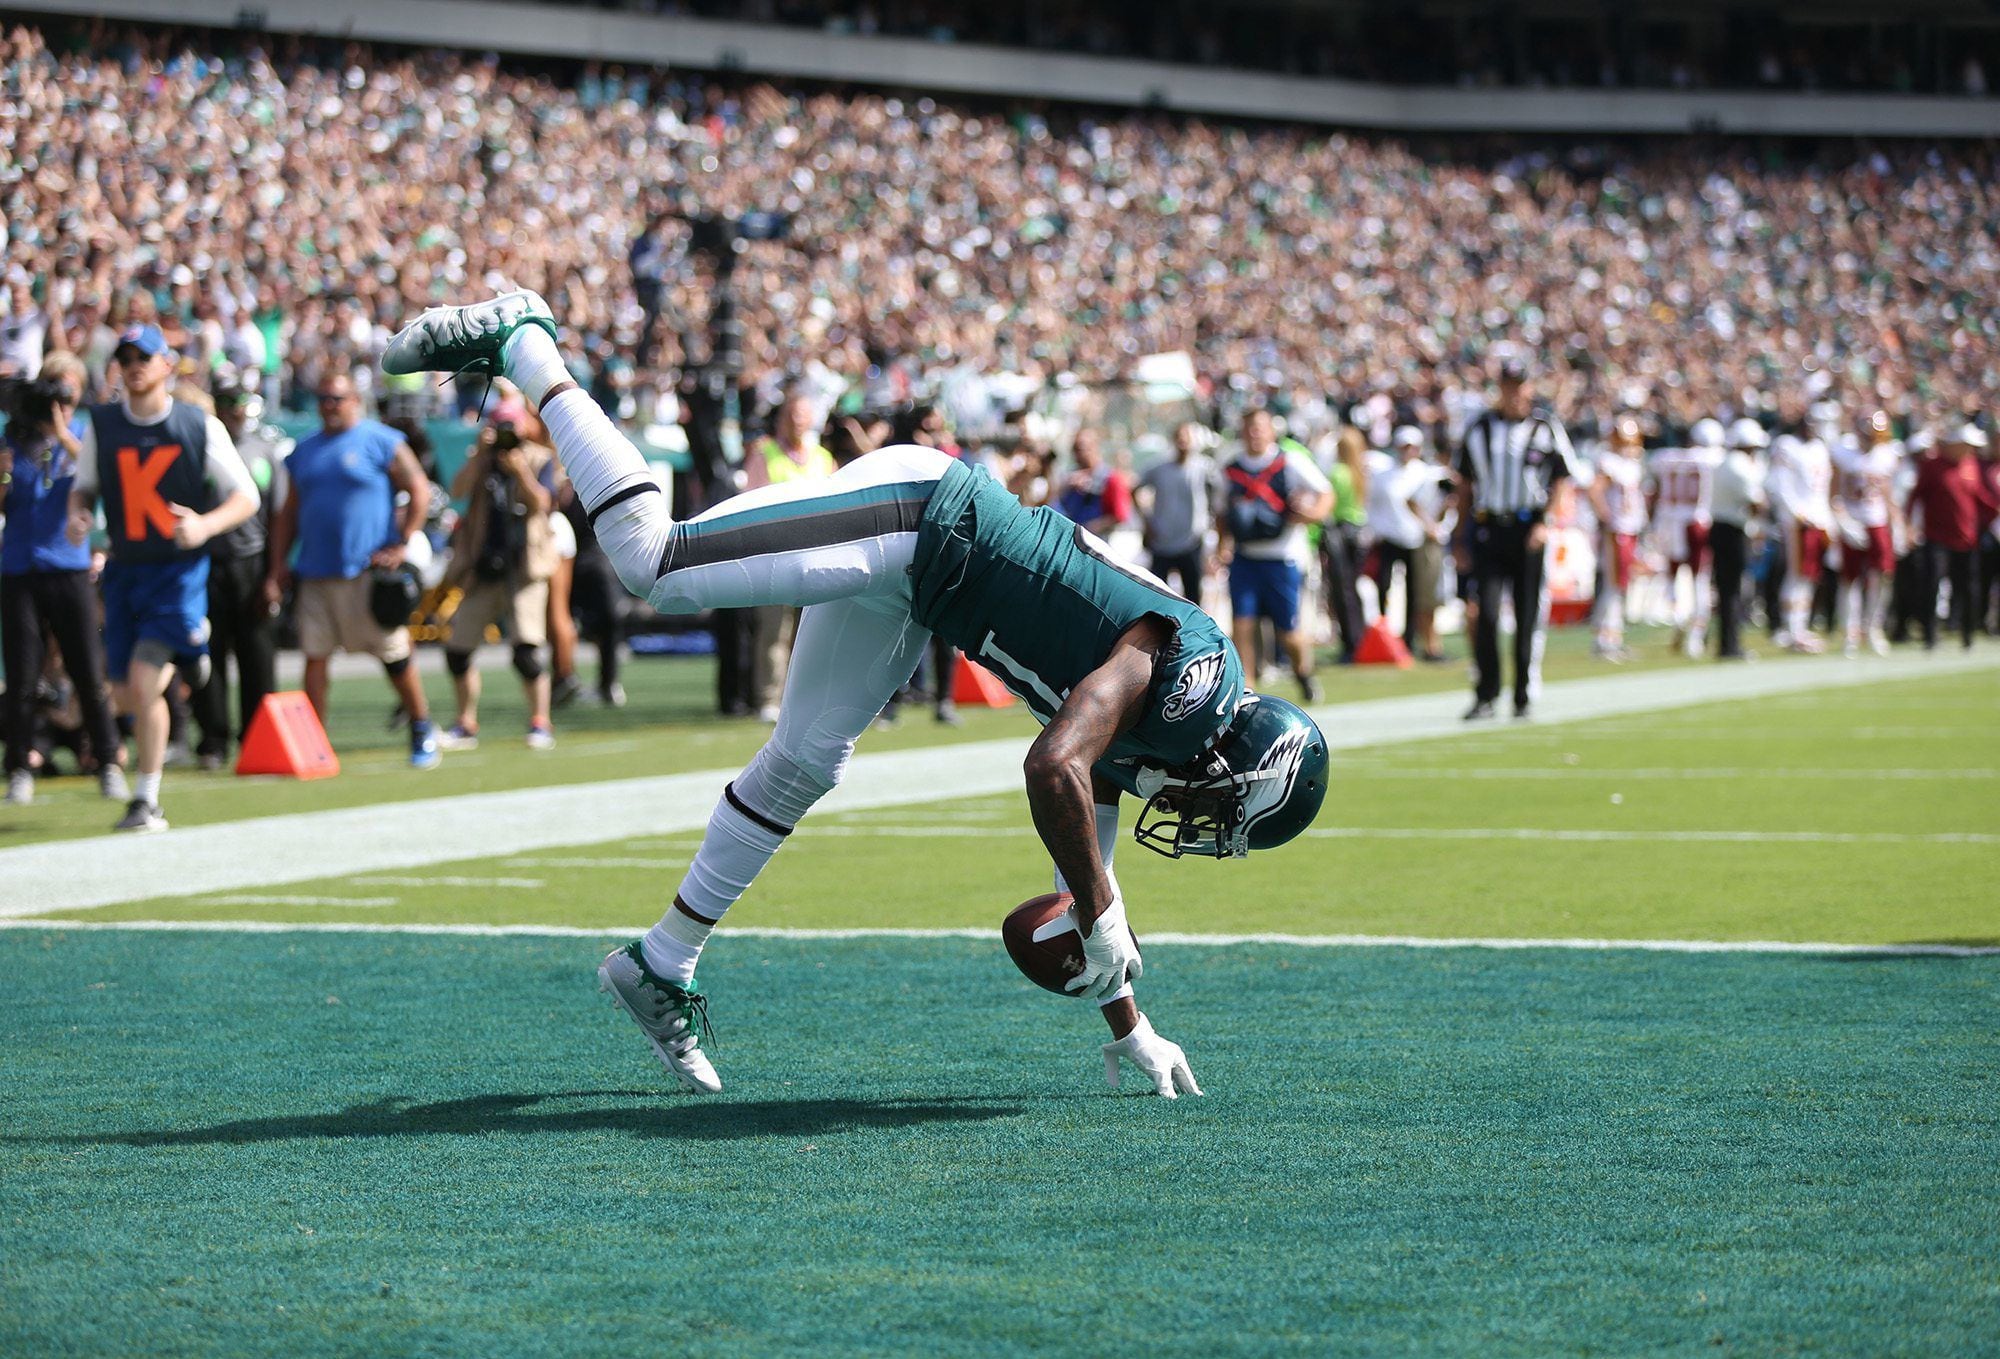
[757,438,836,484]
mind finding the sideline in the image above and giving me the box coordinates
[1,917,1993,958]
[5,647,1994,916]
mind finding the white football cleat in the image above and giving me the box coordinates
[598,942,722,1094]
[381,289,557,378]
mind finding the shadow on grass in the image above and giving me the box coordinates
[16,1090,1027,1147]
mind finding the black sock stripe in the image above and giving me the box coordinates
[723,781,793,838]
[586,481,661,529]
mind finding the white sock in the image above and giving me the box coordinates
[134,771,162,806]
[642,907,713,988]
[538,386,673,599]
[499,323,571,409]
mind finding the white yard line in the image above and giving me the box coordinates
[1,917,1993,958]
[1305,826,1999,845]
[199,894,401,908]
[350,875,547,888]
[3,647,1993,918]
[508,856,691,870]
[672,821,1998,845]
[1335,766,1998,780]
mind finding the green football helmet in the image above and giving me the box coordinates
[1130,694,1328,859]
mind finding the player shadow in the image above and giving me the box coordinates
[14,1090,1028,1148]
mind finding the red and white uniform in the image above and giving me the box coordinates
[1769,433,1834,581]
[1649,445,1719,568]
[1834,439,1900,578]
[1595,448,1648,584]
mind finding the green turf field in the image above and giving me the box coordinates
[3,647,1997,1356]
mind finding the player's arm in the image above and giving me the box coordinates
[1023,617,1164,932]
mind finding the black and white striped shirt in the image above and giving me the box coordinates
[1455,408,1578,518]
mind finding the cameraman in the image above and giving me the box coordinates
[2,354,125,804]
[439,403,559,750]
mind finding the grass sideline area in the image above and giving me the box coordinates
[1,623,1702,847]
[40,667,2000,948]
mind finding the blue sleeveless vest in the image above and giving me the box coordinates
[91,401,213,564]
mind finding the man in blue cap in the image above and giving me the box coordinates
[67,324,259,832]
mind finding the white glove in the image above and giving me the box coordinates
[1063,895,1142,1001]
[1102,1014,1202,1099]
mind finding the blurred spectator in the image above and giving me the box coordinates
[192,367,289,770]
[742,392,835,722]
[1216,409,1332,702]
[1,275,57,380]
[1397,427,1453,660]
[2,355,123,804]
[1907,424,1998,650]
[70,324,258,832]
[1055,428,1131,537]
[439,407,561,749]
[1318,428,1370,663]
[1136,421,1216,602]
[549,405,633,710]
[266,371,439,766]
[1711,418,1768,661]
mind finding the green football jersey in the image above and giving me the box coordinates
[911,460,1245,770]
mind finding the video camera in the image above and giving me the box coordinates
[684,211,792,273]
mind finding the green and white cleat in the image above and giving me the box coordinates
[381,290,557,379]
[598,941,722,1094]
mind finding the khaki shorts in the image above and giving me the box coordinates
[1411,539,1443,619]
[296,575,412,663]
[447,576,549,651]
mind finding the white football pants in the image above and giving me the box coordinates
[537,385,959,946]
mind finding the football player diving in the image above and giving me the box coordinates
[384,293,1327,1099]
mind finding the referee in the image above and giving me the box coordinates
[1453,360,1578,720]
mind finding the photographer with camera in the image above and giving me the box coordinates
[438,402,559,751]
[2,354,125,804]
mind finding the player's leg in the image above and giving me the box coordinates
[118,650,175,833]
[1,574,47,795]
[1470,553,1504,708]
[1838,545,1865,654]
[1513,535,1549,714]
[385,295,950,618]
[602,594,932,1091]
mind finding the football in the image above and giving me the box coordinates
[1002,892,1140,996]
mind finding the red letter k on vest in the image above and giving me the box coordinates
[118,444,183,543]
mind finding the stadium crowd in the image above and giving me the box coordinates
[1,20,1997,832]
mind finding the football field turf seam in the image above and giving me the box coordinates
[3,646,1994,917]
[3,917,1995,956]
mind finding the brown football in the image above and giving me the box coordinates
[1002,892,1139,996]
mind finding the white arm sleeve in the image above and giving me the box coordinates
[202,415,260,507]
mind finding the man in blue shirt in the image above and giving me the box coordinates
[68,325,259,832]
[1,355,124,804]
[263,370,438,768]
